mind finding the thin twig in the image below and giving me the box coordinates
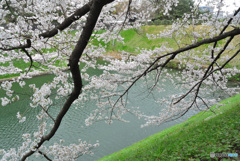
[37,150,52,161]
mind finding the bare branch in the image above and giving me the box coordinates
[219,48,240,69]
[197,96,216,114]
[39,1,94,38]
[39,105,56,123]
[37,150,52,161]
[0,39,31,51]
[149,28,240,72]
[117,0,132,35]
[211,7,240,58]
[21,48,33,74]
[175,43,239,106]
[113,28,240,109]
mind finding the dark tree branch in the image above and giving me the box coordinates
[20,0,114,160]
[197,96,216,114]
[5,0,16,17]
[0,1,93,44]
[204,36,234,77]
[1,38,34,75]
[211,7,240,58]
[174,36,234,105]
[0,39,31,51]
[169,98,196,122]
[37,150,52,161]
[117,0,132,35]
[149,28,240,72]
[21,48,33,73]
[59,4,67,19]
[168,47,240,123]
[219,48,240,69]
[112,28,240,111]
[0,2,93,44]
[39,105,56,123]
[1,1,238,160]
[39,1,94,38]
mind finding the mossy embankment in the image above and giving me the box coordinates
[99,93,240,161]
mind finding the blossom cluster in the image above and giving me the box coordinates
[0,0,240,160]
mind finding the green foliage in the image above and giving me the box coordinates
[152,0,194,25]
[228,73,240,81]
[99,94,240,161]
[148,19,173,25]
[168,0,194,19]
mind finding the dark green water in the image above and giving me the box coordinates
[0,70,214,160]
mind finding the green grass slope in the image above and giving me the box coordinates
[99,94,240,161]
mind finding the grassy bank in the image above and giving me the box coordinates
[0,55,68,80]
[99,94,240,160]
[93,25,240,76]
[1,25,240,80]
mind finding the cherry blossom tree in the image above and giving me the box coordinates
[0,0,240,160]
